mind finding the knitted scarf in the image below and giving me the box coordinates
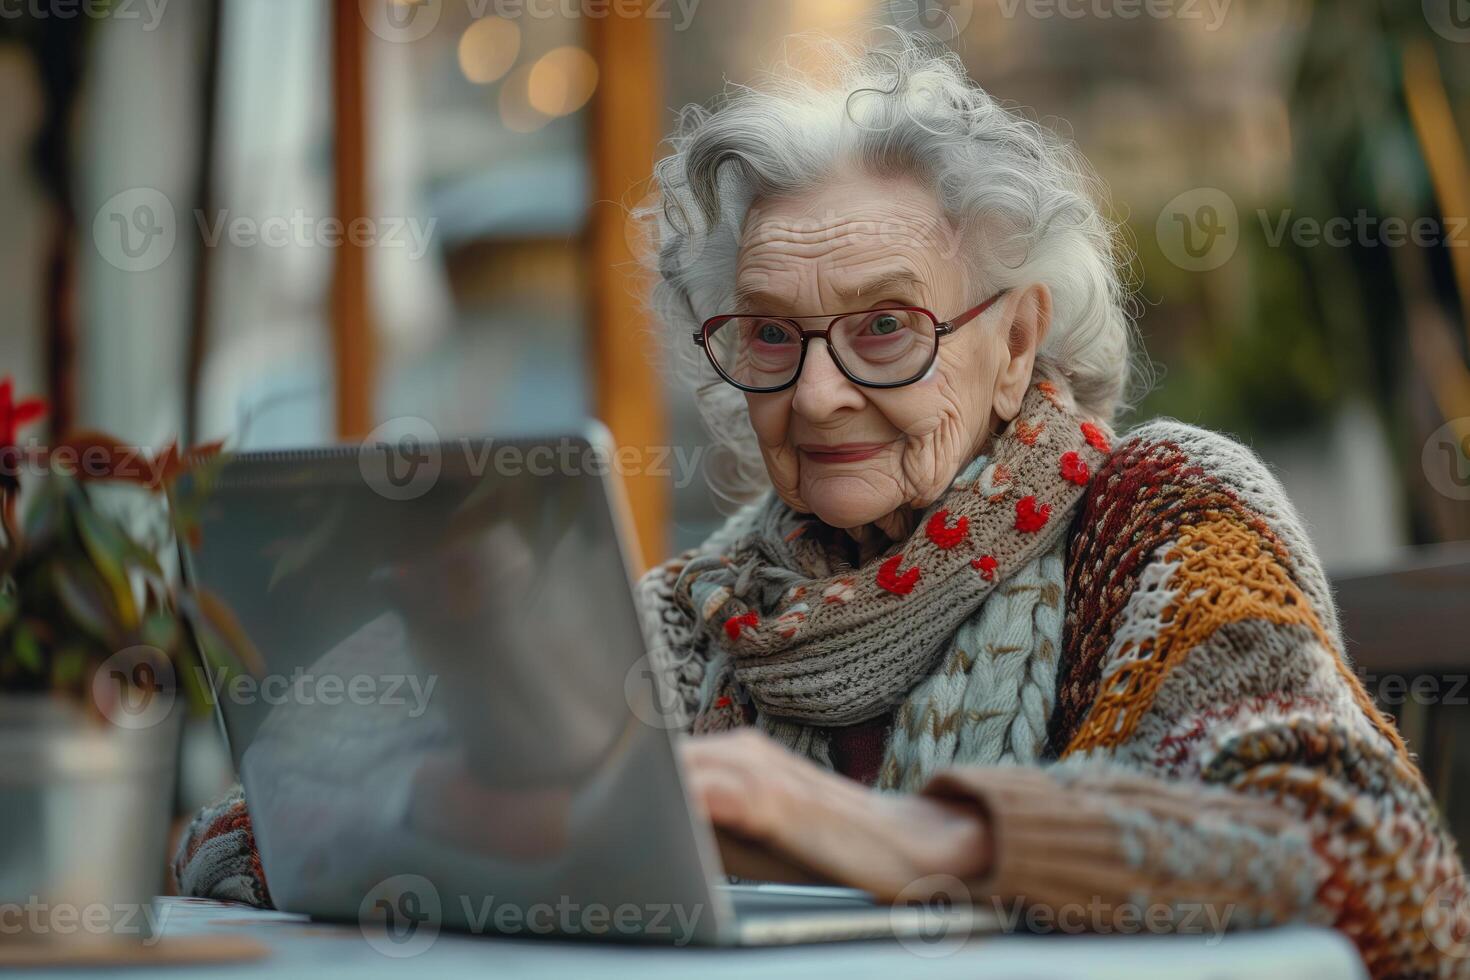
[671,380,1113,791]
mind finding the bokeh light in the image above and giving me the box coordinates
[457,17,520,85]
[498,64,550,133]
[526,46,599,118]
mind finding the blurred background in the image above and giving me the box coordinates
[1,0,1468,832]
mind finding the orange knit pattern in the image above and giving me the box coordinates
[1063,508,1406,760]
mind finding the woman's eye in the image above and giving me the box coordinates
[757,323,791,344]
[870,314,900,336]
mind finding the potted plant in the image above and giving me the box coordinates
[0,377,254,949]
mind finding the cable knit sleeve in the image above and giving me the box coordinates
[921,422,1470,978]
[171,783,272,907]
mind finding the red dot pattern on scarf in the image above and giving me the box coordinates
[971,554,999,580]
[925,509,970,549]
[1014,495,1051,533]
[723,611,759,640]
[714,695,732,709]
[1014,419,1045,445]
[1059,450,1090,485]
[876,553,921,595]
[1081,421,1111,453]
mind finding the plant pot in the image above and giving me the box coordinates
[0,694,181,946]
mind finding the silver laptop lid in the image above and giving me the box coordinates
[175,428,728,943]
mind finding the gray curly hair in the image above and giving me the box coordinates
[636,30,1138,504]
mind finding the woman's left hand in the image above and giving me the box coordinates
[680,730,991,900]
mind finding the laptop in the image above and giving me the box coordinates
[174,424,992,947]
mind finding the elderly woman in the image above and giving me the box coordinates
[176,33,1466,976]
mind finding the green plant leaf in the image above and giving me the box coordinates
[0,589,16,635]
[13,622,42,674]
[21,481,64,546]
[51,646,87,687]
[140,610,179,652]
[50,560,122,646]
[73,502,139,630]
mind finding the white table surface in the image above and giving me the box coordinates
[12,897,1370,980]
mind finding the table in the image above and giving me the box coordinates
[12,897,1368,979]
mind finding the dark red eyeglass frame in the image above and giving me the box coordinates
[691,289,1011,393]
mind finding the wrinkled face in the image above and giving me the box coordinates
[734,170,1032,530]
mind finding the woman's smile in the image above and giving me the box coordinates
[797,441,895,464]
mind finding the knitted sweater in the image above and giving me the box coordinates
[173,419,1469,976]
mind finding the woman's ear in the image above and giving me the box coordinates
[990,283,1052,422]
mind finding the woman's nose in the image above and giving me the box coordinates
[790,339,867,420]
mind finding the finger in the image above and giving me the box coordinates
[683,759,770,840]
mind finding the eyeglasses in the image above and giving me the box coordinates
[692,290,1010,393]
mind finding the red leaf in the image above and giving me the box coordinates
[1059,451,1090,485]
[924,509,969,549]
[1014,496,1051,533]
[877,553,921,596]
[723,611,759,641]
[1080,421,1111,453]
[11,399,46,427]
